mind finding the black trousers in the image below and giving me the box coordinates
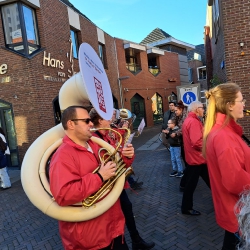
[181,163,210,211]
[120,189,139,239]
[221,230,240,250]
[180,144,188,188]
[100,235,128,250]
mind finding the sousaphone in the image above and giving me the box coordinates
[21,43,126,222]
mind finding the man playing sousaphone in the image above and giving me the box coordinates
[49,105,133,250]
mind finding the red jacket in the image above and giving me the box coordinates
[206,113,250,233]
[50,136,125,250]
[182,112,206,165]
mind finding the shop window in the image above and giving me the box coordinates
[125,48,141,74]
[70,29,79,59]
[148,54,160,76]
[98,43,107,69]
[1,2,40,57]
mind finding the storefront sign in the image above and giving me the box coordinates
[43,75,66,82]
[0,64,7,74]
[42,37,76,82]
[0,76,10,83]
[43,51,64,69]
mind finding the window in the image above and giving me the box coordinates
[1,2,40,57]
[125,48,141,74]
[188,68,193,83]
[148,54,160,76]
[98,43,107,68]
[197,66,207,80]
[213,0,220,38]
[70,29,78,59]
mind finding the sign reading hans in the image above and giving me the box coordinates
[176,84,201,106]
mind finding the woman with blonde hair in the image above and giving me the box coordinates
[203,82,250,250]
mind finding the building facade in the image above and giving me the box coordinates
[0,0,191,168]
[0,0,121,167]
[205,0,250,136]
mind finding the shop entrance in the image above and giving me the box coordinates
[130,94,145,129]
[0,100,19,168]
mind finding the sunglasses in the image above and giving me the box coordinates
[71,118,92,124]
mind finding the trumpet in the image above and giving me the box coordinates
[244,110,250,115]
[112,108,136,129]
[82,127,133,207]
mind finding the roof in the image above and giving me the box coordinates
[140,27,195,51]
[140,28,171,45]
[60,0,91,22]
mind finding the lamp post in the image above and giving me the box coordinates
[118,76,129,108]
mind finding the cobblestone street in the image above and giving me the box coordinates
[0,125,224,249]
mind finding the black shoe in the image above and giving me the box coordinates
[169,171,178,177]
[182,209,201,216]
[130,181,143,190]
[132,238,155,250]
[0,186,11,191]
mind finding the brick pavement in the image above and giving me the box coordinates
[0,125,224,249]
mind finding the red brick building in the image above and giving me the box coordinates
[114,38,180,128]
[0,0,187,168]
[205,0,250,136]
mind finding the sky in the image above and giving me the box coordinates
[69,0,207,46]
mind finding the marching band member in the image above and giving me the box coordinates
[49,106,129,250]
[90,108,155,250]
[203,82,250,250]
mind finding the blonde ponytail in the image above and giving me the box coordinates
[202,82,241,157]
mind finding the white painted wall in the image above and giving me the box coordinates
[97,28,105,44]
[67,6,80,30]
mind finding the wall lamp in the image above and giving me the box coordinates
[239,42,244,48]
[118,76,130,80]
[124,88,129,92]
[239,41,245,56]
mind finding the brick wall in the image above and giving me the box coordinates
[221,0,250,136]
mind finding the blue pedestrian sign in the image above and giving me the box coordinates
[176,84,201,106]
[183,91,196,105]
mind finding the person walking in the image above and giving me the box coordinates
[203,82,250,249]
[89,108,155,250]
[166,119,184,178]
[0,127,11,190]
[181,101,210,216]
